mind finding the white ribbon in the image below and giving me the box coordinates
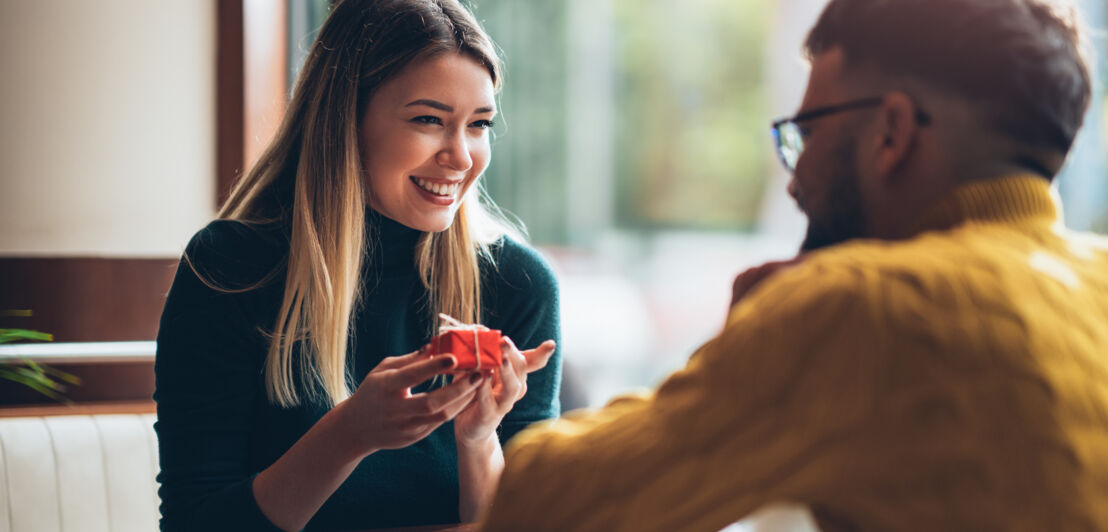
[438,313,484,371]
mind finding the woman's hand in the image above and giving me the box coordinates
[453,337,557,445]
[452,336,556,521]
[336,350,484,457]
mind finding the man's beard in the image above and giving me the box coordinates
[799,135,868,252]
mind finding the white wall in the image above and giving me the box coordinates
[0,1,216,257]
[757,0,827,241]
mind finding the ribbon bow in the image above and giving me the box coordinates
[436,313,489,371]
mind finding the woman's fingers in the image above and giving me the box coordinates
[505,344,529,401]
[489,340,524,403]
[373,348,432,372]
[426,376,488,422]
[474,376,497,414]
[399,420,441,443]
[384,354,456,390]
[365,331,551,447]
[405,372,483,415]
[403,375,487,431]
[373,374,482,447]
[510,337,556,373]
[448,377,490,418]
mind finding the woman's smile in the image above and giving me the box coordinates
[410,176,464,206]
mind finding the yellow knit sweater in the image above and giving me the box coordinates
[482,176,1108,532]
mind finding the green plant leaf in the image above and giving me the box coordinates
[39,363,81,385]
[0,315,73,403]
[0,329,54,345]
[1,356,79,403]
[0,369,66,401]
[10,366,60,390]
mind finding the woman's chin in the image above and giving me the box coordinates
[404,213,456,233]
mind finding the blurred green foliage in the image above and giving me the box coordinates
[473,0,773,240]
[0,312,79,403]
[614,0,770,230]
[470,0,571,243]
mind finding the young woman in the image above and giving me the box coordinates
[153,1,561,530]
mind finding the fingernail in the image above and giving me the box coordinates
[441,356,455,368]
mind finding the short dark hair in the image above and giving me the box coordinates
[805,0,1092,157]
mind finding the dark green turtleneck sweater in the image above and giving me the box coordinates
[154,212,561,531]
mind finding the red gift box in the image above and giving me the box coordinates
[428,328,503,372]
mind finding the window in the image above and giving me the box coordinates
[1056,0,1108,234]
[612,0,772,231]
[473,0,1108,405]
[475,0,776,241]
[286,0,1108,406]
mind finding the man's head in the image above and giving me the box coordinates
[783,0,1093,251]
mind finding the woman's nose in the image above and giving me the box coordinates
[436,132,473,172]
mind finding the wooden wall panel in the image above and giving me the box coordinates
[217,0,246,207]
[0,360,155,407]
[0,258,179,343]
[1,2,288,410]
[218,0,289,207]
[0,257,170,407]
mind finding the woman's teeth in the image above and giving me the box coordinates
[412,177,460,196]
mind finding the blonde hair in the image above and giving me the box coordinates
[211,0,518,407]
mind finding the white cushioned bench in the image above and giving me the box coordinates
[0,412,820,532]
[0,414,160,532]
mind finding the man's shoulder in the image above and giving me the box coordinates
[811,221,1108,290]
[733,231,996,325]
[798,224,1019,286]
[738,222,1108,335]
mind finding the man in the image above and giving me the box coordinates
[482,0,1108,530]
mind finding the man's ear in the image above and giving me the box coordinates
[872,91,921,180]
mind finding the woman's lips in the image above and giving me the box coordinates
[410,176,462,206]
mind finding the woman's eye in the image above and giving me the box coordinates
[469,119,495,129]
[412,115,442,125]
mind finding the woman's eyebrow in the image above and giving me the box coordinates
[404,98,495,114]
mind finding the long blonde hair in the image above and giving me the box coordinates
[214,0,517,407]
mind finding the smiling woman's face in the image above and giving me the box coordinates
[359,52,497,232]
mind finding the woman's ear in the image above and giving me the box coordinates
[872,91,921,180]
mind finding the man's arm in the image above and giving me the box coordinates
[481,263,883,531]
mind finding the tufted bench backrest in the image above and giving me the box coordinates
[0,414,160,532]
[0,412,824,532]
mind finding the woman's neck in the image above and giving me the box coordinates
[366,208,425,274]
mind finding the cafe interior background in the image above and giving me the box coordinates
[1,0,1105,411]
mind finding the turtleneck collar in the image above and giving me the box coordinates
[365,208,426,274]
[909,174,1061,235]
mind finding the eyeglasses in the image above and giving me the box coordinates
[770,97,932,172]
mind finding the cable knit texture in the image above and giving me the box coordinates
[482,175,1108,532]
